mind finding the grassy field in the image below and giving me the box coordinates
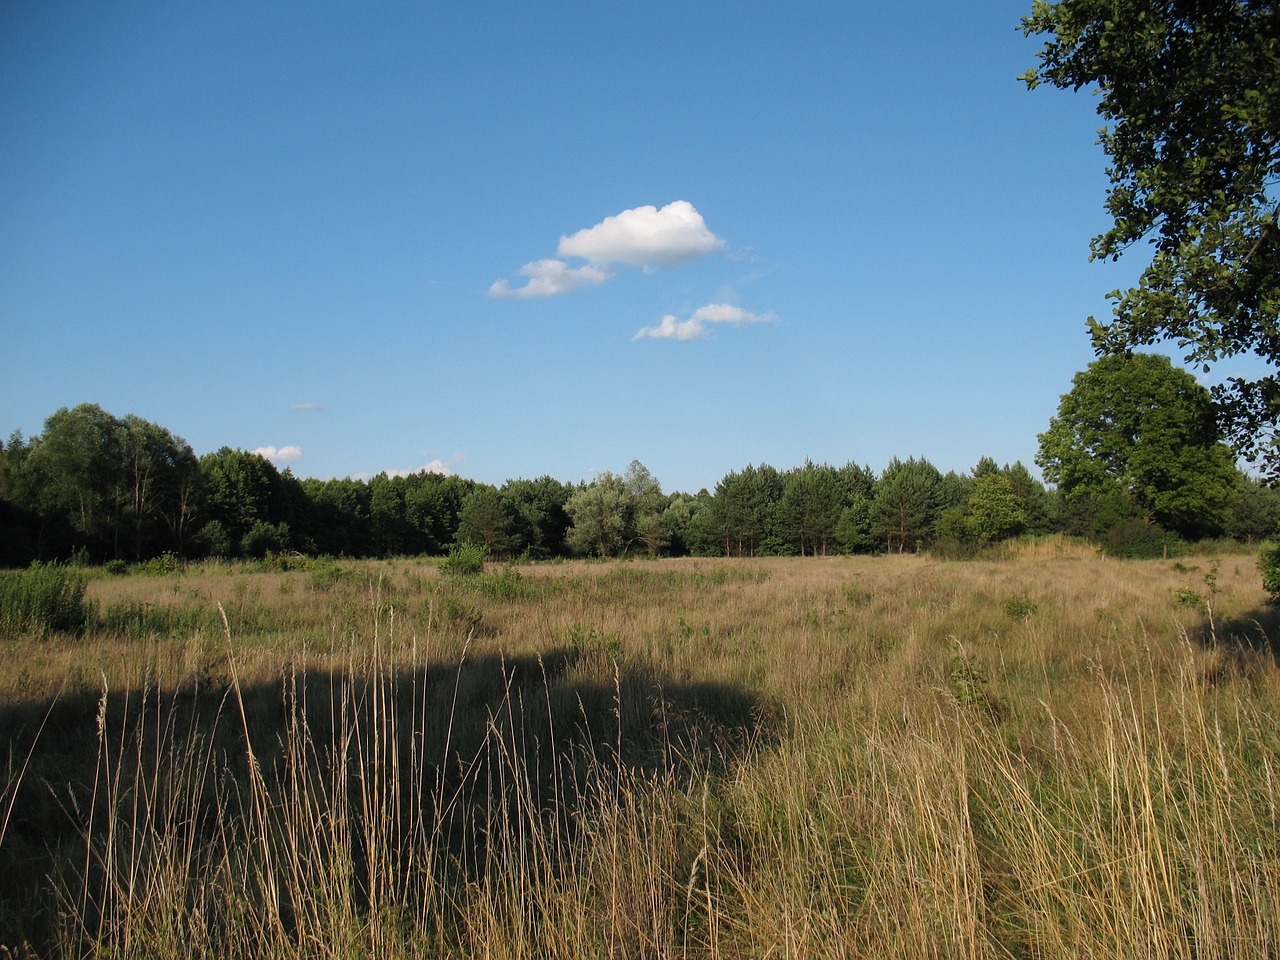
[2,541,1279,958]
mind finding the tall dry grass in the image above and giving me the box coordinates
[0,549,1278,957]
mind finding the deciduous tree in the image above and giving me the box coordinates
[501,476,571,558]
[565,473,628,557]
[968,473,1028,543]
[1036,352,1238,538]
[1023,0,1280,470]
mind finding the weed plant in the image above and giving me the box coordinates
[0,563,90,636]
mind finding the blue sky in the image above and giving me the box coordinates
[2,1,1159,493]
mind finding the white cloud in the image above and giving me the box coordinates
[351,459,456,481]
[633,303,776,341]
[385,459,453,478]
[291,401,325,411]
[632,314,706,341]
[254,445,303,464]
[490,201,723,297]
[557,201,723,268]
[489,259,612,298]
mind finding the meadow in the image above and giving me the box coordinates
[2,541,1279,958]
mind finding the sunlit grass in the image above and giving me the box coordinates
[1,547,1278,957]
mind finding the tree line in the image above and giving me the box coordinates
[3,357,1278,567]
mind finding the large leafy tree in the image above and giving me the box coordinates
[1037,352,1238,537]
[14,405,202,560]
[501,476,571,559]
[968,474,1028,543]
[565,472,628,557]
[622,460,670,555]
[405,473,475,555]
[1022,0,1280,470]
[1229,470,1280,541]
[118,415,203,560]
[300,476,372,556]
[27,404,126,555]
[198,447,303,555]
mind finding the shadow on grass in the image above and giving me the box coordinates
[1207,601,1280,661]
[0,645,777,952]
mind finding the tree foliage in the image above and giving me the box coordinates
[564,472,629,557]
[4,405,202,561]
[871,457,943,553]
[501,476,571,559]
[199,447,302,555]
[1229,471,1280,542]
[456,487,519,559]
[1022,0,1280,470]
[968,474,1028,543]
[2,397,1267,568]
[1036,352,1238,538]
[711,464,784,557]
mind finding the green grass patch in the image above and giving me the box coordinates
[0,563,90,636]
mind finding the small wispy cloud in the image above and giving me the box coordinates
[353,459,454,482]
[490,201,723,298]
[254,445,303,464]
[633,304,776,342]
[386,459,453,478]
[291,401,326,411]
[489,259,612,299]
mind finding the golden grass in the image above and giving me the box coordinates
[1,549,1278,957]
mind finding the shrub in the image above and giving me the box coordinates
[134,552,183,576]
[436,594,484,632]
[1102,519,1184,559]
[195,520,233,560]
[1259,543,1280,603]
[947,651,1005,721]
[440,541,486,577]
[1002,596,1038,622]
[566,622,622,659]
[470,566,532,600]
[241,521,290,559]
[307,561,348,592]
[0,563,90,635]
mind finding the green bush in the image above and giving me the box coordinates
[440,541,486,577]
[470,566,533,600]
[436,595,484,632]
[134,552,183,576]
[0,563,90,636]
[307,561,349,592]
[241,521,290,559]
[1258,543,1280,603]
[566,622,622,659]
[1002,596,1038,622]
[1102,519,1184,559]
[195,520,233,560]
